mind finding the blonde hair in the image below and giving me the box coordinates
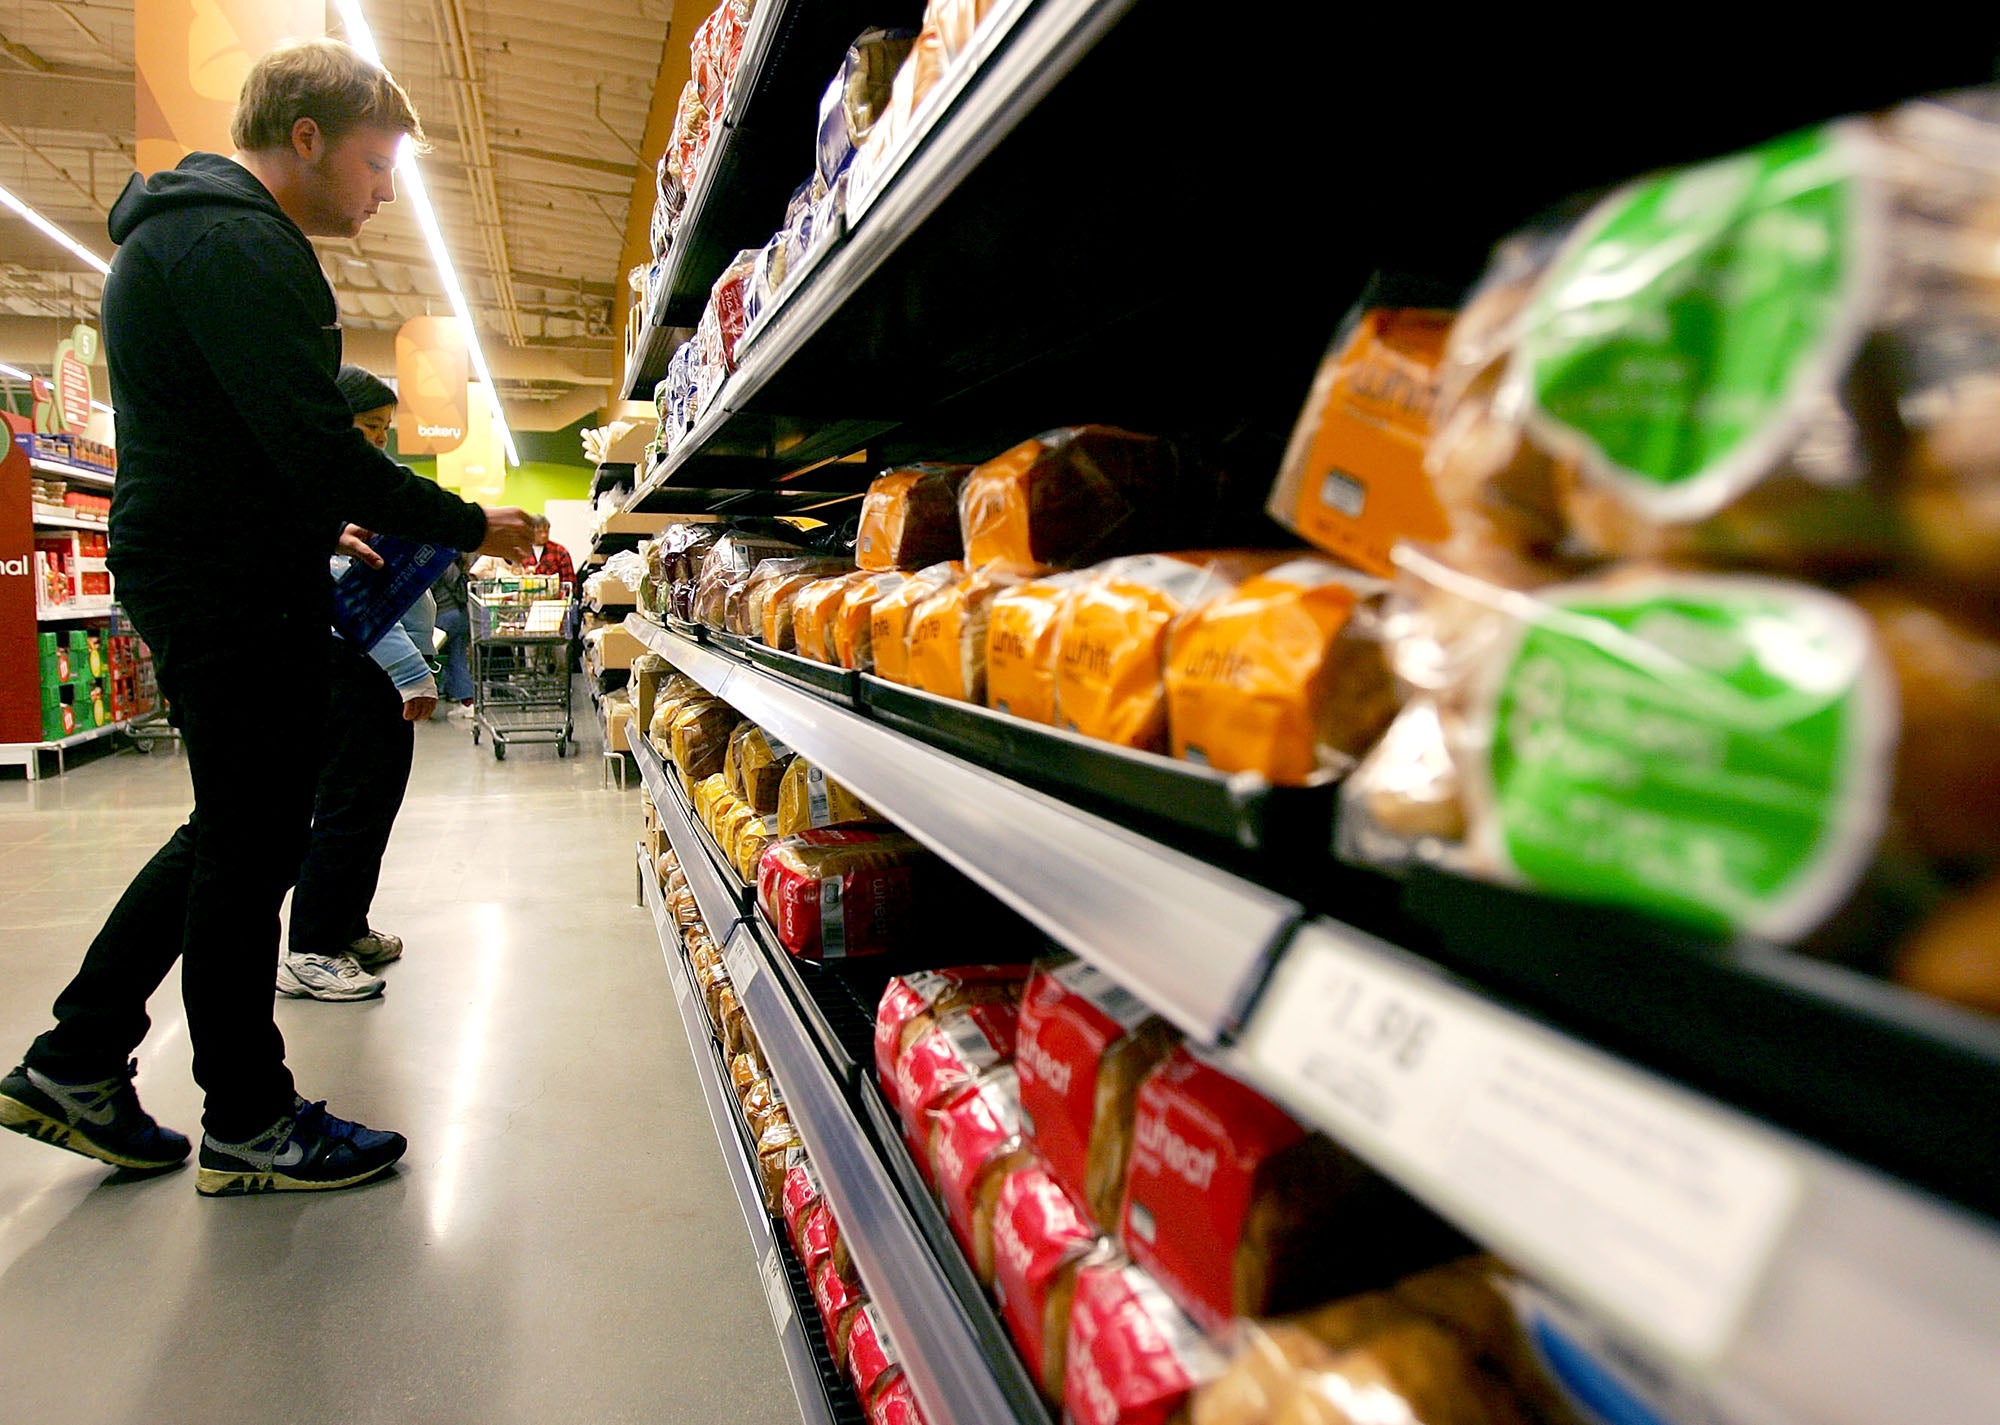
[230,38,426,152]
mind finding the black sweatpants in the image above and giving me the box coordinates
[288,638,414,957]
[26,597,328,1140]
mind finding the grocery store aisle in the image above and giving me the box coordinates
[0,713,794,1425]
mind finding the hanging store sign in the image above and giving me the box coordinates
[34,326,100,435]
[436,383,505,500]
[136,0,325,176]
[394,316,471,455]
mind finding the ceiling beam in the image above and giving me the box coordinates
[0,72,130,134]
[0,226,113,271]
[425,120,637,180]
[313,239,617,299]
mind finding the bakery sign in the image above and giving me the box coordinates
[395,316,470,454]
[33,324,98,435]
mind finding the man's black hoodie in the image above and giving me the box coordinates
[102,153,488,611]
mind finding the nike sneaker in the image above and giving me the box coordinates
[0,1058,191,1171]
[196,1097,407,1197]
[347,930,403,969]
[276,952,385,1001]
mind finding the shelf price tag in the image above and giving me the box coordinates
[1238,926,1801,1365]
[761,1246,793,1335]
[725,928,761,998]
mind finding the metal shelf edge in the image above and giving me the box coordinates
[639,848,844,1425]
[636,735,746,943]
[625,616,1293,1043]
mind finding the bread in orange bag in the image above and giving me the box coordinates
[856,465,972,571]
[1055,553,1284,752]
[835,571,908,671]
[985,572,1091,725]
[908,564,1040,704]
[791,572,868,664]
[960,427,1195,571]
[871,560,965,687]
[1165,557,1398,785]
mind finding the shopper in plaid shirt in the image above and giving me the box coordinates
[526,514,572,588]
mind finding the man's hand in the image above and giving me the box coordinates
[403,695,439,722]
[475,507,535,564]
[338,524,385,570]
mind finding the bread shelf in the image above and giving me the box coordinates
[28,457,114,488]
[627,613,2000,1425]
[30,511,108,531]
[638,844,856,1425]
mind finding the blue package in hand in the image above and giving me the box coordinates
[332,533,457,651]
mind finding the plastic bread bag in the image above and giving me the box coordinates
[811,169,849,260]
[669,699,742,791]
[757,828,929,962]
[835,571,908,671]
[1341,554,1905,947]
[763,565,848,650]
[1014,957,1178,1231]
[746,555,851,643]
[931,0,999,60]
[730,1050,764,1106]
[1165,557,1399,786]
[847,1304,908,1413]
[856,463,974,570]
[757,1119,803,1214]
[693,532,809,631]
[907,563,1041,704]
[1056,553,1290,753]
[985,571,1092,724]
[875,966,1031,1115]
[812,1255,869,1364]
[729,723,796,814]
[1122,1045,1463,1337]
[780,1143,823,1252]
[817,28,917,190]
[871,561,967,685]
[892,998,1020,1177]
[960,426,1212,571]
[866,1373,925,1425]
[992,1160,1110,1403]
[927,1066,1036,1284]
[776,758,877,836]
[710,249,760,370]
[792,572,871,664]
[743,1075,790,1141]
[1065,1257,1226,1425]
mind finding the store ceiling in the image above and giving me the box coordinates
[0,0,671,425]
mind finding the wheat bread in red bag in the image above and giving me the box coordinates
[1065,1258,1224,1425]
[779,1146,823,1255]
[867,1373,926,1425]
[811,1255,868,1362]
[799,1199,852,1279]
[1122,1046,1457,1336]
[875,966,1031,1115]
[891,999,1019,1179]
[846,1303,906,1410]
[991,1158,1106,1402]
[758,828,926,961]
[1014,958,1178,1230]
[927,1066,1035,1284]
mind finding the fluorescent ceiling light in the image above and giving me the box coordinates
[0,181,112,276]
[0,361,30,381]
[331,0,520,468]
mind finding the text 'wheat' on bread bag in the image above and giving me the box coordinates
[993,1160,1106,1402]
[747,556,851,644]
[780,1146,823,1253]
[870,560,965,685]
[835,571,908,671]
[1015,958,1179,1230]
[776,758,877,836]
[1345,555,1898,944]
[847,1304,908,1413]
[857,464,974,570]
[961,426,1196,571]
[929,1066,1036,1284]
[811,1254,868,1361]
[1065,1258,1225,1425]
[1269,307,1455,577]
[907,564,1040,704]
[986,572,1090,723]
[876,966,1032,1114]
[1165,558,1399,785]
[793,571,870,663]
[893,999,1020,1176]
[1056,554,1278,752]
[1123,1045,1455,1336]
[758,828,927,961]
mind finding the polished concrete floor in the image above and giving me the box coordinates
[0,709,794,1424]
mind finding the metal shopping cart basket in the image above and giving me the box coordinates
[469,578,573,759]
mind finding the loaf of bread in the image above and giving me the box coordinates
[875,966,1031,1115]
[857,464,974,571]
[730,1051,762,1106]
[757,828,927,961]
[1064,1257,1225,1425]
[719,983,758,1062]
[867,1372,922,1425]
[668,886,702,931]
[726,723,795,814]
[793,573,869,664]
[1165,558,1399,785]
[1893,870,2000,1015]
[928,1067,1035,1285]
[693,533,808,632]
[757,1120,804,1214]
[1123,1046,1459,1336]
[836,571,909,671]
[908,563,1039,704]
[960,426,1198,571]
[799,1198,850,1280]
[845,1304,907,1413]
[747,557,851,643]
[985,572,1090,724]
[892,999,1020,1178]
[762,571,829,650]
[743,1075,789,1140]
[668,699,741,792]
[1057,554,1279,752]
[779,1145,823,1255]
[733,822,773,884]
[871,561,966,685]
[777,758,877,836]
[992,1159,1106,1402]
[1015,959,1178,1230]
[811,1255,868,1362]
[694,956,730,1029]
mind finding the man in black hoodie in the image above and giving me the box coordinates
[0,38,534,1196]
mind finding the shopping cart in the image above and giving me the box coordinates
[469,578,573,760]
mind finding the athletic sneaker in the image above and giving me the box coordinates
[276,952,385,1001]
[0,1058,190,1171]
[196,1096,407,1197]
[348,929,403,968]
